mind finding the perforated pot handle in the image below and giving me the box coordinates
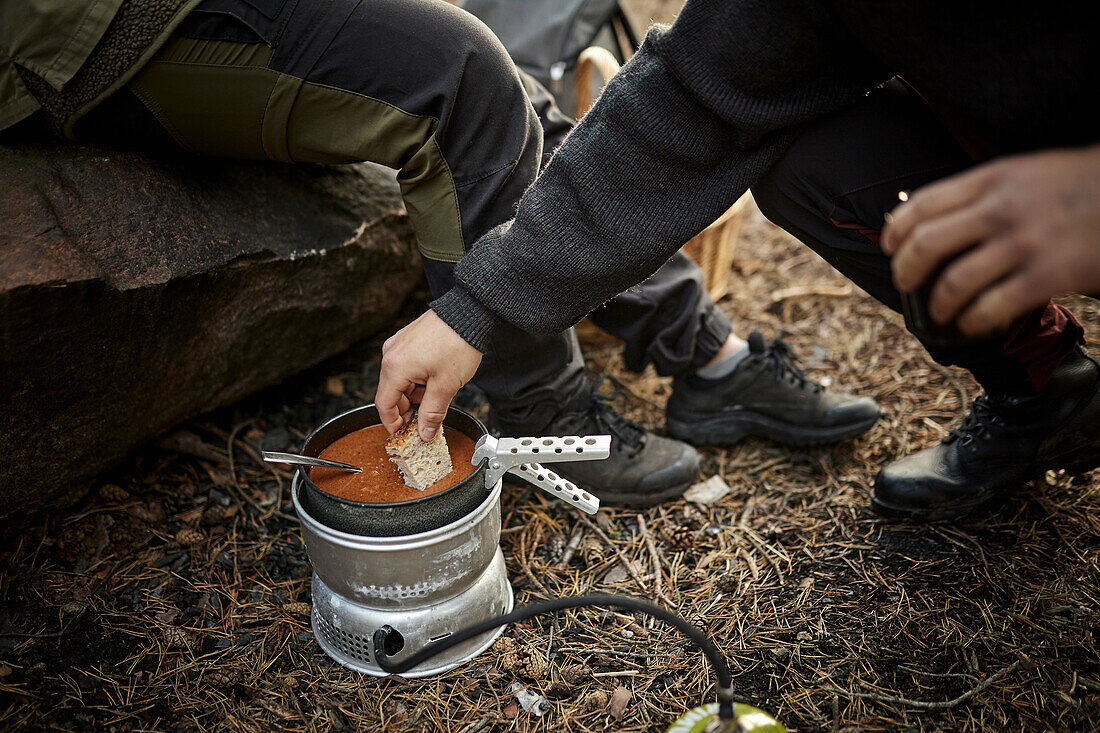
[472,435,611,515]
[509,463,600,515]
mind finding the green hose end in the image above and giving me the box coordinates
[665,702,786,733]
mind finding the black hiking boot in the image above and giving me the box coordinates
[496,377,701,507]
[666,332,880,446]
[872,346,1100,521]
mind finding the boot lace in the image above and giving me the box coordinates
[585,376,647,453]
[763,337,823,394]
[944,394,1008,451]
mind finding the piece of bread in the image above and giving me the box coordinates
[385,414,452,491]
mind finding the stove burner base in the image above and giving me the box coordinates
[310,550,514,677]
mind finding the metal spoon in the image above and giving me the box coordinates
[261,451,363,473]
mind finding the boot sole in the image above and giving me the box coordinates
[870,442,1100,522]
[666,410,878,447]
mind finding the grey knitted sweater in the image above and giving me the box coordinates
[431,0,1100,352]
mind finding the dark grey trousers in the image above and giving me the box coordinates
[75,0,732,430]
[751,85,1083,396]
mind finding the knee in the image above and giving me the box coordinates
[427,2,528,110]
[751,154,805,233]
[337,0,526,115]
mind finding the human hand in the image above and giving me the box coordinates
[883,145,1100,336]
[375,309,483,441]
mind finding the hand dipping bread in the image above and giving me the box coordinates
[386,412,453,491]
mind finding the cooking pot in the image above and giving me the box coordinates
[296,404,608,536]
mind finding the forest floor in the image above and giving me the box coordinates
[1,201,1098,732]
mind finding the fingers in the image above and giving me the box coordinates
[890,198,1001,292]
[416,377,458,442]
[883,165,995,255]
[375,362,413,435]
[957,272,1047,336]
[375,309,484,438]
[927,236,1020,324]
[407,385,427,405]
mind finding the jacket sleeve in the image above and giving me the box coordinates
[432,0,890,352]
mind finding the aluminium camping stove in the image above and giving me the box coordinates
[292,473,512,677]
[290,404,609,677]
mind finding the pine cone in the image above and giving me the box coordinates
[283,602,311,616]
[160,492,194,516]
[666,524,696,549]
[175,528,205,546]
[580,537,608,565]
[582,689,609,712]
[161,626,195,650]
[206,667,244,688]
[100,484,129,502]
[203,505,228,526]
[547,533,566,561]
[544,681,574,699]
[560,663,593,685]
[516,652,548,680]
[499,640,548,679]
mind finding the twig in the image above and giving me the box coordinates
[556,525,585,569]
[555,647,659,660]
[578,515,676,607]
[636,515,666,601]
[827,660,1021,710]
[516,527,551,597]
[155,430,231,468]
[770,285,852,303]
[592,670,640,677]
[226,420,251,490]
[897,664,980,684]
[458,714,493,733]
[736,499,786,585]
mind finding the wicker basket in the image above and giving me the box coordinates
[681,193,749,301]
[575,47,745,303]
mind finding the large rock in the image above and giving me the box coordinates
[0,140,420,514]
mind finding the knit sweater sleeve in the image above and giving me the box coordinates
[432,0,890,352]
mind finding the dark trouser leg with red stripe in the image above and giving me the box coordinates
[751,84,1099,521]
[751,85,1084,396]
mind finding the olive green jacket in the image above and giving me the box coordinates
[0,0,199,135]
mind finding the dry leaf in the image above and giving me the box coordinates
[610,686,632,721]
[544,681,574,699]
[257,696,295,719]
[684,475,732,505]
[601,563,630,586]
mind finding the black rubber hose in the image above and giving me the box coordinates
[372,593,735,720]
